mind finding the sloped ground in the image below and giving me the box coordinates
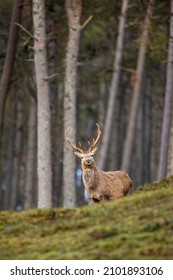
[0,177,173,260]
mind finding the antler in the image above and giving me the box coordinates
[65,124,101,155]
[65,127,84,153]
[87,123,101,153]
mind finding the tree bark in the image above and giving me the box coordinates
[98,0,128,170]
[121,0,154,173]
[46,17,59,207]
[0,0,23,136]
[167,115,173,176]
[3,99,16,210]
[133,99,143,189]
[0,0,23,203]
[63,0,82,208]
[10,97,24,210]
[142,76,151,183]
[157,0,173,180]
[55,82,64,206]
[24,97,37,209]
[33,0,52,208]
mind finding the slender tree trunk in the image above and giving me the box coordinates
[98,81,106,127]
[133,100,143,189]
[10,97,24,210]
[0,0,23,203]
[121,0,154,172]
[142,77,151,183]
[167,115,173,176]
[98,0,128,170]
[24,97,37,209]
[55,82,64,206]
[109,113,118,171]
[33,0,52,208]
[3,99,16,210]
[46,17,59,207]
[157,0,173,180]
[63,0,82,208]
[0,0,23,135]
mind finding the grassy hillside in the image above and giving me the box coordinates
[0,177,173,260]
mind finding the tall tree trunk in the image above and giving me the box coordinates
[167,115,173,176]
[63,0,82,208]
[0,0,23,203]
[33,0,52,208]
[24,97,37,209]
[98,81,106,127]
[3,98,16,210]
[157,0,173,180]
[142,76,151,184]
[10,97,24,210]
[98,0,128,170]
[0,0,23,135]
[55,82,64,206]
[46,17,59,207]
[133,100,143,189]
[121,0,154,173]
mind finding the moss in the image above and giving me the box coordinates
[0,177,173,260]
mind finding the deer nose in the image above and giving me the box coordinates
[85,159,91,164]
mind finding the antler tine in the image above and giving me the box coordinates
[65,127,83,153]
[87,123,101,152]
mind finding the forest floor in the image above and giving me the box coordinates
[0,177,173,260]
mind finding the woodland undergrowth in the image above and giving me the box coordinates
[0,177,173,260]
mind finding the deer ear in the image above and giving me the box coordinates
[73,150,83,158]
[89,147,98,155]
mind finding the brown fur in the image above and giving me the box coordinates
[81,155,132,204]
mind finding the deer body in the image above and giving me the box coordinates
[65,124,132,204]
[82,156,132,203]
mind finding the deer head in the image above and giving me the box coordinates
[65,123,101,170]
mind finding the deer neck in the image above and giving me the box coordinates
[82,166,98,190]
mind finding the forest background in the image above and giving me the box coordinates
[0,0,172,211]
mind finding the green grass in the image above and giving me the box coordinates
[0,177,173,260]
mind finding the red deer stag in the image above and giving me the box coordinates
[65,124,132,204]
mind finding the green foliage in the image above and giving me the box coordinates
[148,30,167,63]
[0,0,13,4]
[147,1,169,64]
[0,177,173,260]
[83,20,104,50]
